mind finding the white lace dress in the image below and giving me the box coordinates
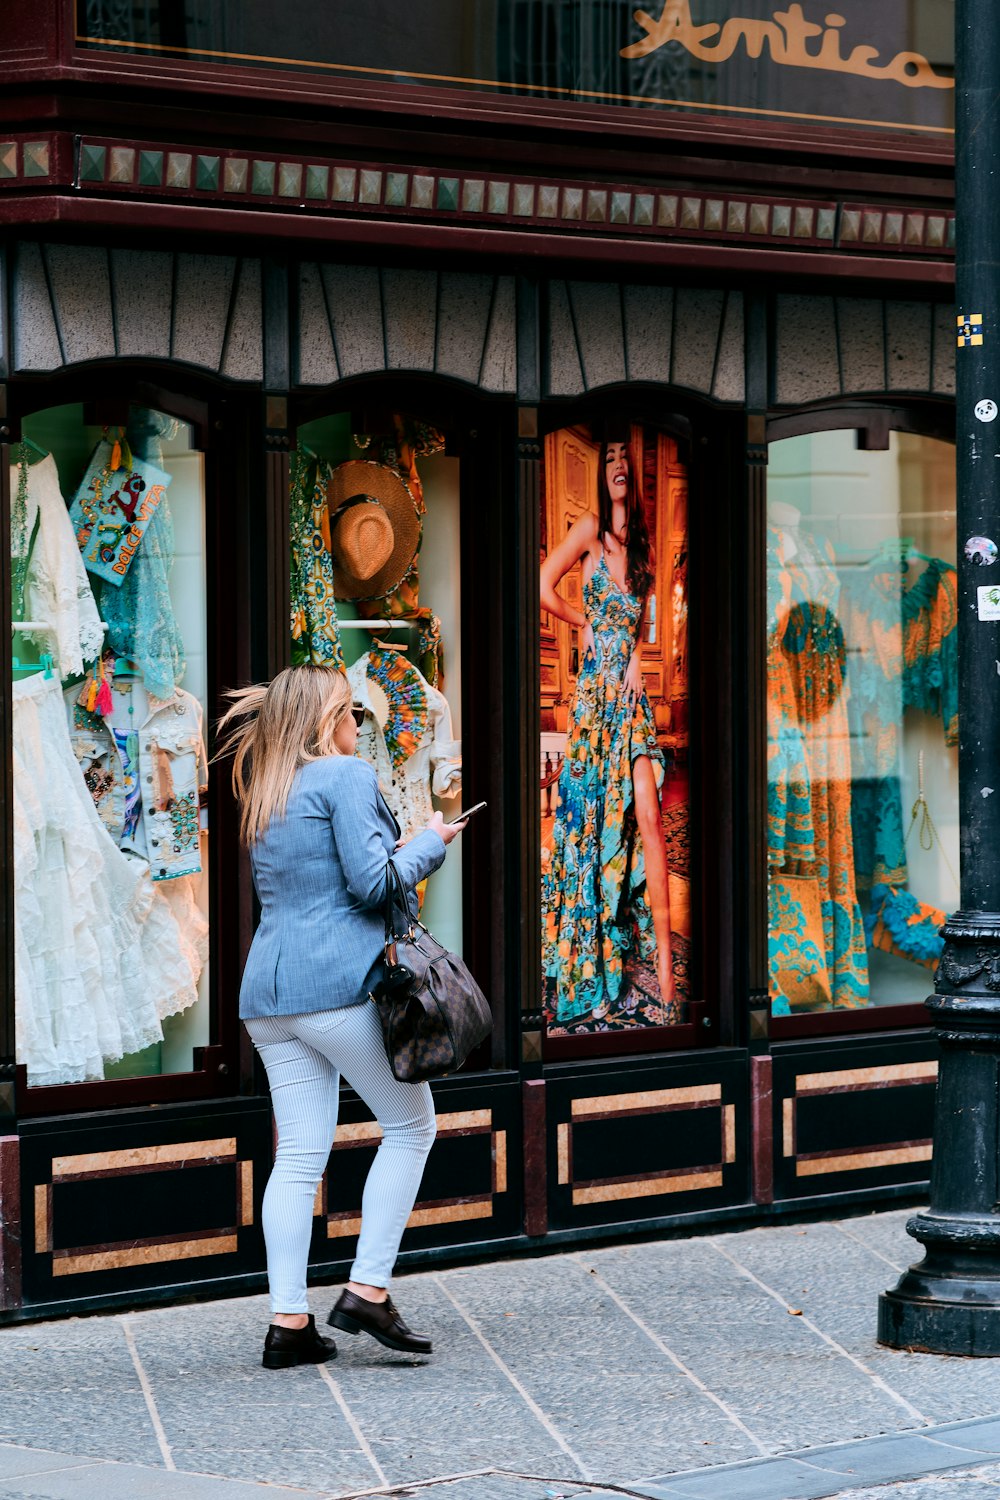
[15,456,104,678]
[13,674,199,1086]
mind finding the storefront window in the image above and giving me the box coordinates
[10,405,211,1085]
[541,420,691,1038]
[766,428,957,1017]
[291,412,464,950]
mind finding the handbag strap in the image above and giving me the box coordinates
[383,858,414,960]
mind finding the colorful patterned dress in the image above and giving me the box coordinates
[542,553,664,1022]
[767,527,870,1012]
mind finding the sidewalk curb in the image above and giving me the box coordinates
[628,1412,1000,1499]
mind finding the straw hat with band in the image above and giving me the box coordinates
[326,459,421,601]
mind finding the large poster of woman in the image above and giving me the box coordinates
[540,421,690,1037]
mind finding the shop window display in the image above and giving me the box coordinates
[290,412,464,952]
[540,421,691,1036]
[9,405,211,1086]
[766,429,958,1015]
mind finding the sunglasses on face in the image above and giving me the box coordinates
[349,706,365,728]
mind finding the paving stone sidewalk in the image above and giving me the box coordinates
[2,1209,1000,1500]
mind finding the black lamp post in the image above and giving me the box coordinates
[878,0,1000,1355]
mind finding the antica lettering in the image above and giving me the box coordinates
[621,0,954,90]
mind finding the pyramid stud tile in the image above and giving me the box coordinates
[23,141,51,178]
[411,174,434,209]
[278,162,302,197]
[513,183,535,216]
[223,157,248,193]
[537,184,559,217]
[306,164,330,199]
[167,153,192,189]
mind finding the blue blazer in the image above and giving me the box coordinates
[239,755,446,1019]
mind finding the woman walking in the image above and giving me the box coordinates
[219,666,463,1368]
[540,433,677,1026]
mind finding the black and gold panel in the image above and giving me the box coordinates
[771,1034,938,1201]
[545,1051,749,1231]
[308,1076,521,1273]
[18,1100,270,1307]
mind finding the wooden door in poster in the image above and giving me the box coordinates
[542,427,599,732]
[649,432,688,747]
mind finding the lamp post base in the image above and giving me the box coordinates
[878,1214,1000,1355]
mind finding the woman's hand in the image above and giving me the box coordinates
[581,621,596,664]
[427,810,464,846]
[623,650,644,708]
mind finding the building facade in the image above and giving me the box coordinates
[0,0,957,1320]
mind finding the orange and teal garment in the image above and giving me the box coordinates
[542,555,664,1022]
[766,527,870,1014]
[289,450,345,671]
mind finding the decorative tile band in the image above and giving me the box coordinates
[0,134,59,185]
[0,131,956,259]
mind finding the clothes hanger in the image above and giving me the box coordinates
[11,622,54,678]
[365,620,409,652]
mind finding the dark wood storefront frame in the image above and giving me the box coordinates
[531,391,745,1062]
[0,366,261,1117]
[287,377,520,1072]
[0,0,962,1321]
[762,396,958,1043]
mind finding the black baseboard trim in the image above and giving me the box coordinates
[0,1181,929,1326]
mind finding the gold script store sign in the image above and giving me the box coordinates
[624,2,952,91]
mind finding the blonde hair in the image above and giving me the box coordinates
[217,666,354,844]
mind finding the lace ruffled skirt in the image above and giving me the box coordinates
[13,674,198,1086]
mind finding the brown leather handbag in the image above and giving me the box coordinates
[370,859,492,1082]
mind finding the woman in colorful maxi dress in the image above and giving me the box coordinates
[541,438,677,1025]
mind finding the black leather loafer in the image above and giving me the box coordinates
[262,1313,337,1369]
[329,1289,433,1354]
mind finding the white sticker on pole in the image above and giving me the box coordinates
[978,585,1000,619]
[975,398,999,423]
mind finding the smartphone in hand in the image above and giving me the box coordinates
[447,801,487,826]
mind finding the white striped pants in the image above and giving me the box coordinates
[245,1003,436,1313]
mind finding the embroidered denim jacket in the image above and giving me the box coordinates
[66,678,208,881]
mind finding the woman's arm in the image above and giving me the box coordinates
[540,511,599,628]
[327,759,444,908]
